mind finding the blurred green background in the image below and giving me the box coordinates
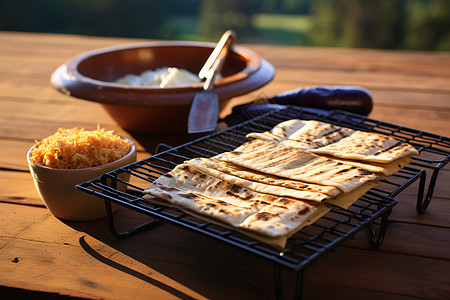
[1,0,449,51]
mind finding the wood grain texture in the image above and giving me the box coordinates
[0,31,449,300]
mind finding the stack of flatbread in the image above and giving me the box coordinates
[143,119,419,248]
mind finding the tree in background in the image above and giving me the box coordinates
[403,0,450,51]
[308,0,450,51]
[0,0,168,39]
[309,0,405,49]
[198,0,259,41]
[1,0,448,51]
[258,0,312,14]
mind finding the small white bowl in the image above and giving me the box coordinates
[27,138,136,221]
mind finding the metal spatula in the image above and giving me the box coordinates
[188,30,236,134]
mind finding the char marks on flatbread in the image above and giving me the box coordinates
[239,197,319,237]
[280,120,355,150]
[310,130,419,163]
[247,119,307,142]
[215,139,377,193]
[247,119,355,149]
[187,157,340,201]
[328,155,413,177]
[247,119,419,164]
[144,162,321,244]
[143,119,418,248]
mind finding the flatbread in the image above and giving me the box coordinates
[143,162,321,244]
[142,193,332,248]
[202,159,339,197]
[310,130,419,163]
[215,139,377,193]
[145,163,262,217]
[238,197,321,237]
[271,119,307,138]
[142,160,376,248]
[247,119,307,142]
[247,119,355,149]
[187,157,341,201]
[247,120,419,164]
[323,155,413,177]
[142,118,418,248]
[281,120,355,150]
[186,157,376,210]
[325,181,377,209]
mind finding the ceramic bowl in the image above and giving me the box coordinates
[27,138,136,221]
[51,41,275,133]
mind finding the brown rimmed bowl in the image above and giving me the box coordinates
[51,41,275,133]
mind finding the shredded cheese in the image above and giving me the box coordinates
[30,127,132,169]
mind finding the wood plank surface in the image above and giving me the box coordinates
[0,31,449,300]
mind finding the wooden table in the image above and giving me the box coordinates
[1,31,449,299]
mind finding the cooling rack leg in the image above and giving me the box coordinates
[415,169,428,214]
[415,167,443,214]
[274,264,283,300]
[367,208,391,248]
[294,269,305,300]
[104,201,162,239]
[274,264,304,300]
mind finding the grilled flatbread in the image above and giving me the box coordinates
[187,157,340,202]
[272,119,307,138]
[216,139,377,193]
[310,130,419,163]
[187,157,377,209]
[238,197,321,237]
[281,120,355,150]
[247,119,355,149]
[247,120,419,164]
[247,119,307,142]
[326,181,377,209]
[329,155,413,178]
[143,118,418,248]
[142,160,376,247]
[143,192,332,248]
[143,163,321,243]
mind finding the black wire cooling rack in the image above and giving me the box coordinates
[77,106,449,299]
